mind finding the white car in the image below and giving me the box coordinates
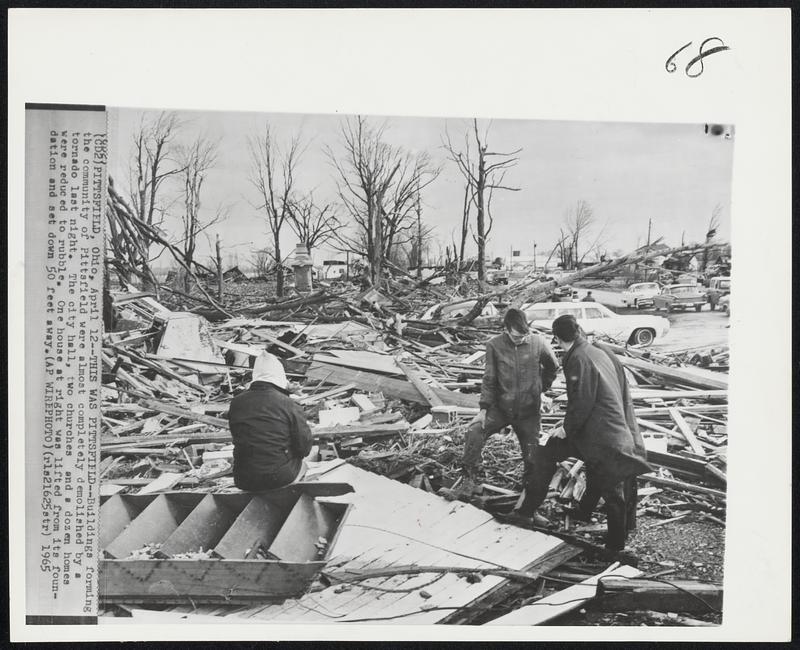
[420,299,498,320]
[522,301,670,346]
[620,282,661,309]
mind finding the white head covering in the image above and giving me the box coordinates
[251,351,288,390]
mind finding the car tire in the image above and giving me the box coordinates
[695,304,702,312]
[632,328,655,346]
[633,299,639,309]
[666,304,673,313]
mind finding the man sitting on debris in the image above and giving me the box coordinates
[228,351,313,491]
[516,314,651,556]
[442,308,558,504]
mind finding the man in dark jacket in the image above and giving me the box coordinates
[228,352,313,491]
[517,314,651,553]
[443,308,559,504]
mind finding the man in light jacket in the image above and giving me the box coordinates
[228,352,313,491]
[518,314,651,554]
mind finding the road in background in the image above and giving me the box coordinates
[617,305,730,353]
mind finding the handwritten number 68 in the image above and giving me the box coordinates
[666,38,731,78]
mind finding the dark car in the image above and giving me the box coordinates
[706,276,731,310]
[652,284,707,312]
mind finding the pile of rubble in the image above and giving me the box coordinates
[99,271,728,624]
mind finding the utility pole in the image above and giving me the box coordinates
[415,180,422,279]
[533,241,537,271]
[215,234,223,302]
[644,218,652,281]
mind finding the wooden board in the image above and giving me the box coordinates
[213,495,294,560]
[596,577,723,614]
[99,559,325,603]
[395,359,445,407]
[267,494,339,563]
[486,563,642,625]
[668,407,707,456]
[307,361,479,409]
[103,493,204,559]
[98,495,154,550]
[157,494,248,558]
[315,350,401,375]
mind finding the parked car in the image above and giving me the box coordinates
[706,276,731,310]
[521,301,670,346]
[486,268,510,285]
[652,284,707,312]
[718,293,730,316]
[620,282,661,309]
[420,299,498,320]
[551,285,579,301]
[676,273,704,286]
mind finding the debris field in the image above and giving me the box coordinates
[98,261,728,626]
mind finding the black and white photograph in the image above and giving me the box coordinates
[9,8,791,643]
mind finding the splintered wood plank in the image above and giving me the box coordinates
[667,407,707,456]
[138,472,186,495]
[99,495,152,550]
[103,493,203,559]
[158,494,248,558]
[317,350,402,375]
[395,359,445,407]
[306,361,479,409]
[214,495,293,560]
[268,494,338,562]
[486,563,643,625]
[100,558,324,603]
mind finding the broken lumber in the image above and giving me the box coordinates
[139,399,230,429]
[486,563,643,625]
[306,361,479,409]
[639,474,726,500]
[667,408,706,456]
[595,577,722,614]
[395,358,445,407]
[616,355,728,391]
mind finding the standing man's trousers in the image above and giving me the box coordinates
[518,436,637,551]
[462,407,540,485]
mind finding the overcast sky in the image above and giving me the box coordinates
[108,107,734,269]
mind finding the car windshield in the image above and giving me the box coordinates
[528,308,556,320]
[635,283,658,291]
[718,280,731,289]
[670,286,695,295]
[584,307,606,319]
[557,307,583,318]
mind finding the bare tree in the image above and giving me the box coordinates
[248,125,305,297]
[124,111,186,287]
[328,116,439,286]
[286,193,341,254]
[176,137,220,293]
[561,200,597,269]
[443,119,521,282]
[250,246,275,279]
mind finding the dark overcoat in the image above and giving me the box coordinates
[562,338,652,488]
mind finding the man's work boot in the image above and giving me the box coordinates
[440,475,481,502]
[509,509,551,528]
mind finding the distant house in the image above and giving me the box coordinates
[222,266,247,282]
